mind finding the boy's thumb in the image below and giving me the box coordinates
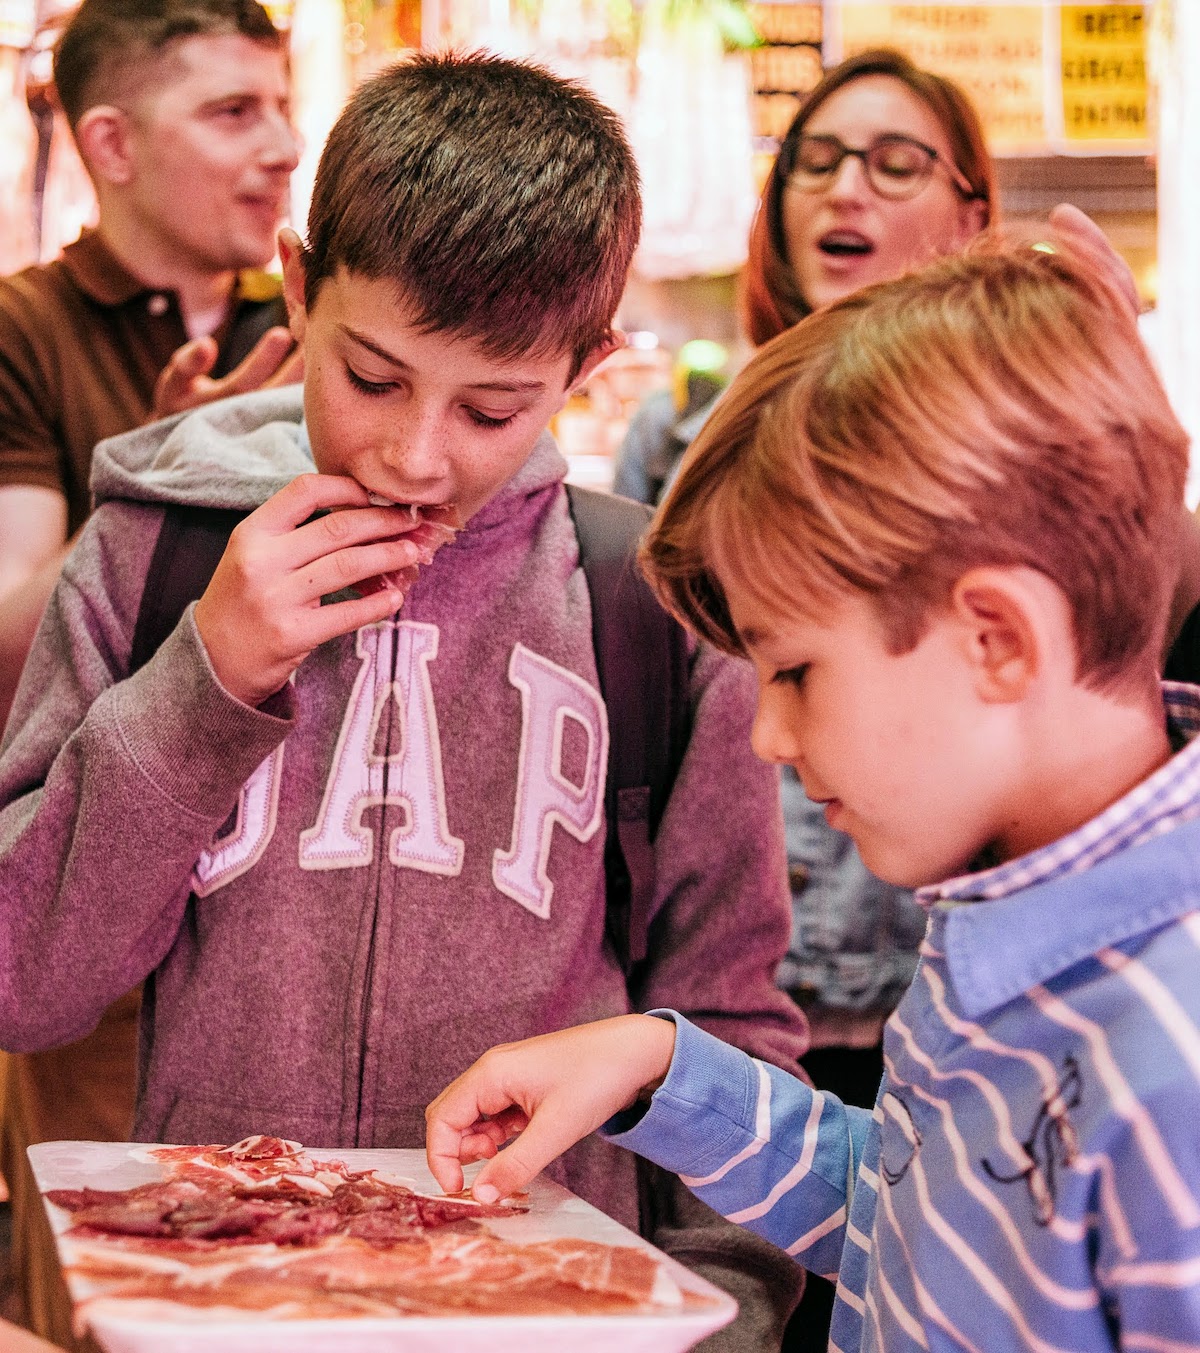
[471,1117,566,1203]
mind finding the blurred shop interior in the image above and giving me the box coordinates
[0,0,1185,494]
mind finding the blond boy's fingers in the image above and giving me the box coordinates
[425,1103,528,1196]
[469,1102,584,1203]
[426,1099,563,1205]
[425,1068,521,1194]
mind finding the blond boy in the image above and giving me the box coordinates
[428,241,1200,1350]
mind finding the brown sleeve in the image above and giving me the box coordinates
[0,276,66,498]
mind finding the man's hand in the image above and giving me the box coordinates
[151,326,302,421]
[193,474,431,707]
[425,1015,677,1204]
[1047,203,1140,317]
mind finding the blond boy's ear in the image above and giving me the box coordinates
[949,567,1062,704]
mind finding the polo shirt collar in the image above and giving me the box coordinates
[60,229,153,306]
[59,228,279,310]
[921,681,1200,1018]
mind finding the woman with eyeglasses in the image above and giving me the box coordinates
[744,47,993,339]
[614,50,997,506]
[617,47,997,1087]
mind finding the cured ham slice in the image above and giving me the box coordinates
[49,1148,522,1249]
[352,501,463,600]
[69,1233,673,1321]
[43,1138,690,1330]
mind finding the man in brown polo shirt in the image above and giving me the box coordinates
[0,0,299,1342]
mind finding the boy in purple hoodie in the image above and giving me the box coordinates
[0,50,807,1348]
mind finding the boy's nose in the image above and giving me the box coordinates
[382,410,450,485]
[749,686,801,768]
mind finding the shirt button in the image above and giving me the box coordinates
[147,294,169,316]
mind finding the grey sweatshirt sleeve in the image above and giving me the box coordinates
[631,643,810,1072]
[0,502,294,1052]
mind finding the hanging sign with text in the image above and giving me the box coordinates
[826,2,1149,155]
[1060,5,1147,145]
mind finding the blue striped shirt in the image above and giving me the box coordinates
[607,684,1200,1350]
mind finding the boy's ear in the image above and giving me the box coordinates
[278,228,309,344]
[949,567,1049,704]
[570,330,626,390]
[74,106,134,185]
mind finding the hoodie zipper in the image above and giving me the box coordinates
[352,617,401,1144]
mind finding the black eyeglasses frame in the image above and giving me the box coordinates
[778,131,977,203]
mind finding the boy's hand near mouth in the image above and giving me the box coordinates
[350,500,461,598]
[193,474,453,707]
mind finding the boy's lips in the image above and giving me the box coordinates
[819,797,845,830]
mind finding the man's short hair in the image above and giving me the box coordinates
[301,51,642,378]
[645,239,1189,694]
[54,0,281,130]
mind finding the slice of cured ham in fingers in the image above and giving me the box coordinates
[350,501,463,601]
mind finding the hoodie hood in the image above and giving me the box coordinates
[91,387,313,511]
[89,385,568,525]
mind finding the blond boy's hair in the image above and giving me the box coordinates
[643,241,1189,693]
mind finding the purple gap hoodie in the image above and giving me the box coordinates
[0,387,807,1233]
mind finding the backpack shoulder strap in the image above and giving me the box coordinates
[129,504,248,673]
[565,483,691,977]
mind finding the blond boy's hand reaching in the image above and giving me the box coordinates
[193,473,431,707]
[425,1014,677,1203]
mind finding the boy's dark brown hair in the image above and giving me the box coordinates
[302,51,642,378]
[54,0,282,130]
[742,48,997,346]
[646,239,1189,696]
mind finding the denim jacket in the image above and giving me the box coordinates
[614,393,925,1038]
[777,768,923,1038]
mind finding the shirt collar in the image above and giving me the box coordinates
[59,228,279,311]
[922,682,1200,1018]
[59,229,153,306]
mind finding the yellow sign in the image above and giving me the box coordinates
[1060,5,1148,146]
[833,4,1047,153]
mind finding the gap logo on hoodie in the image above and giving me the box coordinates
[191,619,608,919]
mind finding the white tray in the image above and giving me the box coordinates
[30,1141,737,1353]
